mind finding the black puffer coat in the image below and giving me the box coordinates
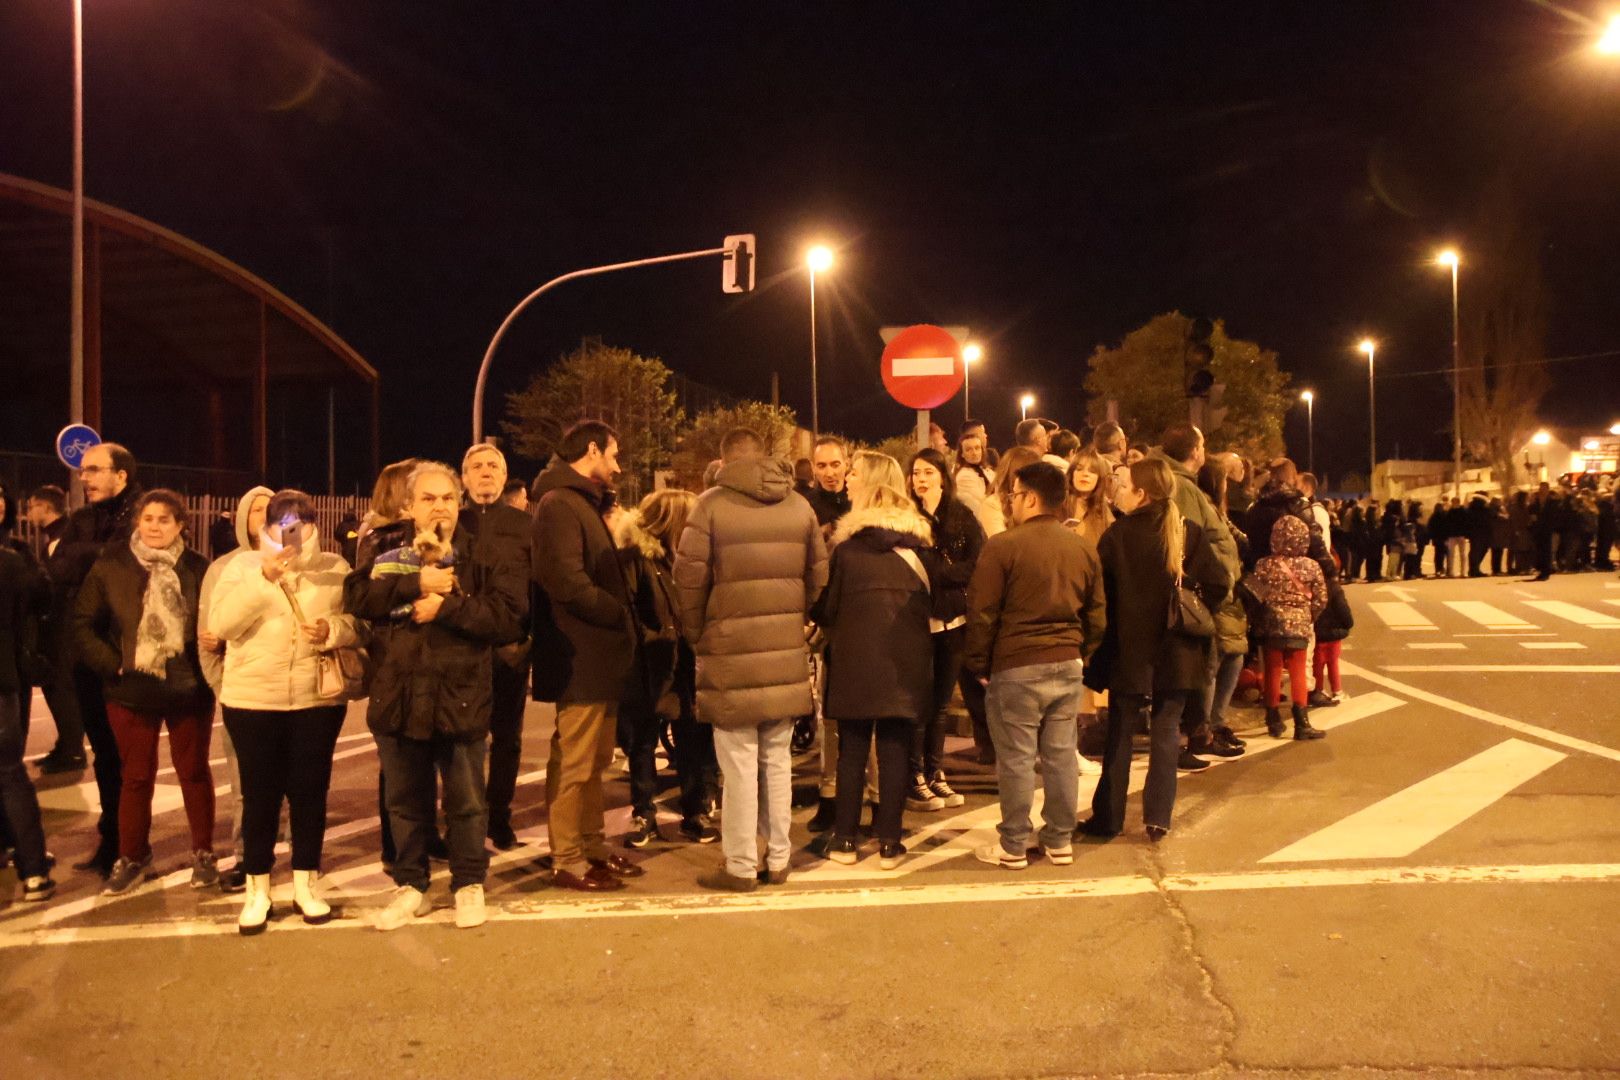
[346,525,527,742]
[1243,481,1336,580]
[811,506,934,722]
[48,484,144,595]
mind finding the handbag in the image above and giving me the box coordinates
[278,578,369,701]
[1167,575,1216,639]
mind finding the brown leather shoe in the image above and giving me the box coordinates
[590,853,645,879]
[552,866,625,892]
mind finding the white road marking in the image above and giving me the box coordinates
[1519,642,1587,651]
[1384,665,1620,674]
[8,862,1620,948]
[1258,739,1566,863]
[1340,660,1620,763]
[1369,602,1437,630]
[1523,600,1620,629]
[1408,643,1465,650]
[1445,601,1536,631]
[1373,585,1416,602]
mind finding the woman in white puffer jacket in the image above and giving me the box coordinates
[208,489,361,936]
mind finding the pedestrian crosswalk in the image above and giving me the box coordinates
[1365,594,1619,635]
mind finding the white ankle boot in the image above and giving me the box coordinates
[292,869,331,925]
[238,874,271,937]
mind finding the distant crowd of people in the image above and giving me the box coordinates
[1,416,1611,931]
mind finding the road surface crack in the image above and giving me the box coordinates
[1142,846,1238,1072]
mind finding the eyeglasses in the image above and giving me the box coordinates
[78,466,114,476]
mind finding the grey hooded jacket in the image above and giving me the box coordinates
[672,456,828,729]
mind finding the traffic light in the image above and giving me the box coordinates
[1185,315,1215,398]
[722,234,756,293]
[1205,382,1229,433]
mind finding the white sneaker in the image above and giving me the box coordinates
[375,885,430,932]
[454,884,486,930]
[1042,843,1074,866]
[974,843,1028,870]
[1077,753,1102,776]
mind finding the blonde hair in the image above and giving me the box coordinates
[636,488,696,557]
[849,451,913,514]
[369,458,418,522]
[1130,458,1184,578]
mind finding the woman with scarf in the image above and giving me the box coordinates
[209,489,360,935]
[72,489,217,895]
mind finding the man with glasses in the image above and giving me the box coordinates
[964,461,1105,871]
[48,442,143,877]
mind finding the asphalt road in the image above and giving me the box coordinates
[4,570,1619,1079]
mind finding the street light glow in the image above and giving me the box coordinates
[1301,390,1314,403]
[1435,248,1460,269]
[1019,393,1036,409]
[805,245,834,273]
[1358,338,1376,356]
[1599,15,1620,55]
[1610,422,1620,436]
[1532,430,1552,446]
[963,343,983,364]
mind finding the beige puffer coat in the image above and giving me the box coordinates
[672,456,829,729]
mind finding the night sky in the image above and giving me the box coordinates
[4,0,1618,485]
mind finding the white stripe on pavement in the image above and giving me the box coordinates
[1369,602,1438,630]
[1383,665,1620,674]
[1407,643,1464,650]
[1258,738,1566,863]
[1523,600,1620,629]
[7,862,1620,948]
[1340,660,1620,763]
[1519,642,1586,651]
[1444,601,1536,631]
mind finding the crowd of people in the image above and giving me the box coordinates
[2,418,1613,932]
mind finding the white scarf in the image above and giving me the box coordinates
[130,533,188,676]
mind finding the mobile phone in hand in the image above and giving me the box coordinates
[282,521,304,553]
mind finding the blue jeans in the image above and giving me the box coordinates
[713,718,793,878]
[1205,652,1246,732]
[985,660,1084,855]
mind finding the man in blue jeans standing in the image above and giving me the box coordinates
[964,461,1106,870]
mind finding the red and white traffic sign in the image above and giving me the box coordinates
[880,324,965,409]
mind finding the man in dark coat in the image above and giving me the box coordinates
[347,461,527,931]
[47,441,142,877]
[531,421,641,893]
[805,435,852,531]
[459,443,535,852]
[674,427,828,891]
[1464,493,1493,577]
[0,543,54,899]
[965,461,1105,868]
[1241,458,1336,582]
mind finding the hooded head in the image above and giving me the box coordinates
[1270,514,1310,557]
[236,485,274,551]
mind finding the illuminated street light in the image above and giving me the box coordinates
[1019,393,1036,420]
[1599,15,1620,55]
[1301,390,1315,474]
[962,343,983,419]
[1583,439,1600,451]
[1359,338,1377,493]
[805,245,835,433]
[1435,248,1463,499]
[1610,423,1620,436]
[1532,430,1552,446]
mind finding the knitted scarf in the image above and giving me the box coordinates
[130,533,188,676]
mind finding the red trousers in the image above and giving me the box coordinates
[1262,647,1308,708]
[106,702,216,860]
[1313,640,1342,695]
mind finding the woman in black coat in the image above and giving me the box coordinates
[811,451,934,872]
[72,489,217,895]
[907,448,985,813]
[1082,460,1232,842]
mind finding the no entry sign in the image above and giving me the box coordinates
[880,324,964,409]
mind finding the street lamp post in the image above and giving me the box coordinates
[71,0,85,429]
[1301,390,1315,475]
[1437,248,1462,500]
[1019,393,1035,421]
[962,343,982,421]
[1359,338,1376,494]
[806,245,834,435]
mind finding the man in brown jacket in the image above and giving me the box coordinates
[964,460,1105,871]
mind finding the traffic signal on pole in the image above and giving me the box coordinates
[1185,315,1215,398]
[1205,382,1228,433]
[722,234,756,293]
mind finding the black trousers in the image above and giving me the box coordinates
[72,664,121,855]
[1534,532,1555,577]
[616,702,663,820]
[958,668,990,751]
[221,705,345,875]
[0,691,48,878]
[376,731,488,892]
[1467,536,1489,576]
[833,716,909,844]
[484,658,529,837]
[670,710,717,819]
[912,626,964,777]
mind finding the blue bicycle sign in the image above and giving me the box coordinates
[55,424,103,470]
